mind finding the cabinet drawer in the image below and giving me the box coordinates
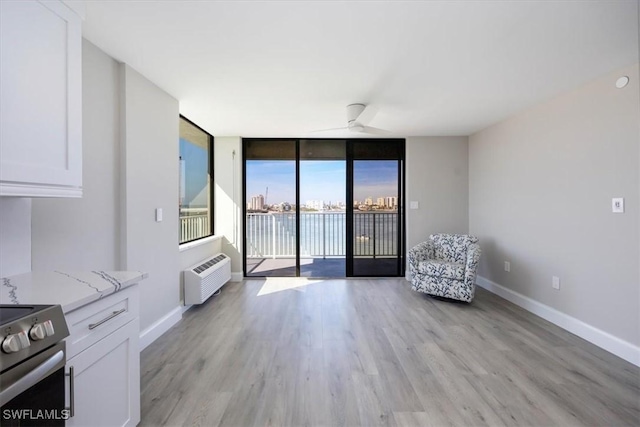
[65,286,139,359]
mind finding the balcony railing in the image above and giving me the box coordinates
[180,213,210,244]
[246,212,398,259]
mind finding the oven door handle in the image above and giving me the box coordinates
[0,350,64,407]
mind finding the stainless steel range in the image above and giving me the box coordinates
[0,305,70,426]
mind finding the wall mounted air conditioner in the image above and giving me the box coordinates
[184,253,231,304]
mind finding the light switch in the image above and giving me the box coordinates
[155,208,163,222]
[612,198,624,213]
[410,201,419,210]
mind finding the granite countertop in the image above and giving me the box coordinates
[0,271,148,313]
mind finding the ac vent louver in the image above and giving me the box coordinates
[193,254,227,274]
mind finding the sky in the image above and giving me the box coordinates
[180,138,208,206]
[246,160,397,205]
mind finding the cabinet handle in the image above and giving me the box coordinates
[66,365,75,418]
[88,308,126,330]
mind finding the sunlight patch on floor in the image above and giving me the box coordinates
[256,277,325,296]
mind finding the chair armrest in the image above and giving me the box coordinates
[408,241,435,279]
[464,243,482,286]
[409,241,434,262]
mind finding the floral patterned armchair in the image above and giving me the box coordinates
[408,234,481,302]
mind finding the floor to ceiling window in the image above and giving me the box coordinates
[243,138,404,278]
[299,139,347,277]
[244,140,297,276]
[349,140,404,276]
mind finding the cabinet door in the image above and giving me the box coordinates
[0,0,82,197]
[66,319,140,427]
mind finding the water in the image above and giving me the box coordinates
[246,212,399,258]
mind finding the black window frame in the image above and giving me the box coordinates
[179,114,215,245]
[242,137,405,278]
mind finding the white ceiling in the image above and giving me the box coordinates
[81,1,639,137]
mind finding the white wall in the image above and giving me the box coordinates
[0,198,31,277]
[469,64,640,350]
[32,40,121,271]
[31,40,224,342]
[214,137,243,277]
[405,136,469,256]
[120,64,181,332]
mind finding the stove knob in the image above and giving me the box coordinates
[43,320,55,336]
[29,320,55,341]
[30,323,47,340]
[2,331,31,353]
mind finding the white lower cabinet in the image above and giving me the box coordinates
[65,286,140,427]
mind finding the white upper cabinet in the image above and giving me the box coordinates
[0,0,82,197]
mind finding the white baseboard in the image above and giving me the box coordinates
[139,306,182,351]
[231,272,243,282]
[476,276,640,367]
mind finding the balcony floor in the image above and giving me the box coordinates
[247,258,344,277]
[246,257,400,277]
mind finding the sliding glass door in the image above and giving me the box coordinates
[243,138,404,278]
[348,140,404,276]
[244,140,297,276]
[299,140,347,277]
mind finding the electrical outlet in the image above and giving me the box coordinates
[612,198,624,213]
[504,261,510,272]
[552,276,560,290]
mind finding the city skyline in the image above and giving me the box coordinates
[247,196,397,212]
[246,160,397,206]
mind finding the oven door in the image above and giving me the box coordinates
[1,341,67,426]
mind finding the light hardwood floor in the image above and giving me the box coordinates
[140,279,640,426]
